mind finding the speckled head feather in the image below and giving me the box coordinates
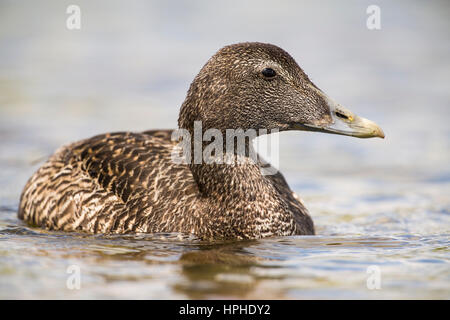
[18,42,384,240]
[179,42,331,134]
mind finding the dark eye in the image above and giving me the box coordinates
[261,68,276,78]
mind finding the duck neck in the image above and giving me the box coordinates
[189,157,268,200]
[185,129,266,198]
[178,93,271,199]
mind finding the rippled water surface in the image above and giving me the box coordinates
[0,0,449,299]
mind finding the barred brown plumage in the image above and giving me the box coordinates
[18,42,383,240]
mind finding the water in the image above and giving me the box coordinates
[0,0,449,299]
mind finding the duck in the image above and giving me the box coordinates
[18,42,384,240]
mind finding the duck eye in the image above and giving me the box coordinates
[261,68,276,78]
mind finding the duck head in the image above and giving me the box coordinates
[178,42,384,139]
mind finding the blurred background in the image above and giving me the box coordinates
[0,0,448,299]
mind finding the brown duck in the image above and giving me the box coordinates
[18,42,384,240]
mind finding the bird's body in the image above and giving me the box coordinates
[19,130,313,239]
[18,42,384,240]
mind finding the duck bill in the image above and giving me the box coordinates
[299,106,385,138]
[294,89,385,139]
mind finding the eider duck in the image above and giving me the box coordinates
[18,42,384,240]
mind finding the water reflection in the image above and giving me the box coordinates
[2,208,447,299]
